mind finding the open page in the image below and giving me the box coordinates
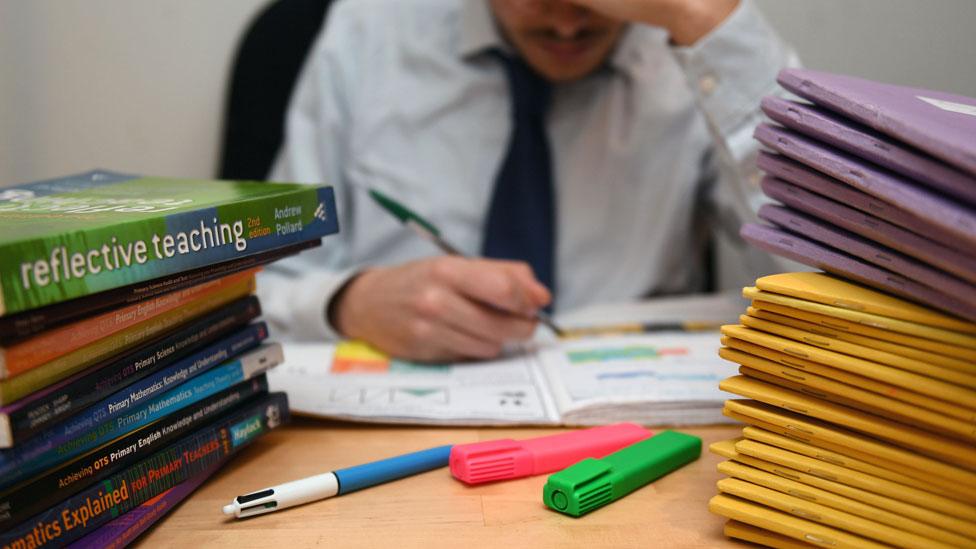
[538,333,734,426]
[268,341,561,425]
[270,294,741,426]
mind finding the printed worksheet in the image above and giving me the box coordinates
[538,334,733,425]
[269,332,735,426]
[268,341,560,425]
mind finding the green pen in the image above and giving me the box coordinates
[542,430,702,517]
[368,187,565,337]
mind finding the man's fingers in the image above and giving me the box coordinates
[405,319,504,362]
[413,285,538,344]
[335,257,548,363]
[430,257,551,315]
[499,261,552,308]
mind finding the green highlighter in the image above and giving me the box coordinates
[542,430,702,517]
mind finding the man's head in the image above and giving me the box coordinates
[490,0,626,82]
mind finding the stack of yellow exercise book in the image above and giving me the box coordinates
[709,271,976,549]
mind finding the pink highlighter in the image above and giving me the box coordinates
[450,423,653,485]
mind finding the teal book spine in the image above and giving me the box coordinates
[0,391,288,548]
[0,379,269,531]
[0,322,268,447]
[0,170,338,315]
[0,344,282,490]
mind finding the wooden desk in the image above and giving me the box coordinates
[141,419,745,548]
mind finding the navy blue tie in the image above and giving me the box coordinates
[482,53,556,297]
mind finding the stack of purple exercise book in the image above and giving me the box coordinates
[745,68,976,322]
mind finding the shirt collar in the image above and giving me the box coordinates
[459,1,507,58]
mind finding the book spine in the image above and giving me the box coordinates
[0,184,337,315]
[0,276,255,406]
[0,344,282,491]
[1,321,268,447]
[0,270,256,378]
[0,239,311,341]
[0,390,289,548]
[68,462,218,549]
[0,380,271,530]
[0,296,261,441]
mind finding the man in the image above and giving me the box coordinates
[260,0,797,361]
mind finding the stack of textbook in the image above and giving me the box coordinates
[0,171,337,547]
[709,69,976,548]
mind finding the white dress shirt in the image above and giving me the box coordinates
[260,0,798,341]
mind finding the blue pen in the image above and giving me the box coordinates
[222,445,452,518]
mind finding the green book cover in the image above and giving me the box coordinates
[0,170,337,315]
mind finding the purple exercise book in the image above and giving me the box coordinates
[760,96,976,205]
[740,223,976,322]
[756,152,976,256]
[757,203,976,307]
[777,68,976,177]
[759,176,976,285]
[754,122,976,249]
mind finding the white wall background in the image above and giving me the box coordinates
[2,0,975,186]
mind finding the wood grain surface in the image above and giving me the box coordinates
[137,419,748,549]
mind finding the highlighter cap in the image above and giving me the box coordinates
[450,423,652,485]
[543,430,701,517]
[450,438,535,484]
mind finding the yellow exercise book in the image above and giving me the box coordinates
[709,493,888,549]
[721,336,976,423]
[718,459,975,546]
[723,520,812,549]
[733,439,976,524]
[709,439,976,537]
[748,299,976,361]
[722,399,976,491]
[717,476,961,549]
[709,438,740,459]
[721,325,976,409]
[721,347,976,441]
[736,366,974,442]
[740,427,976,507]
[746,306,976,371]
[739,314,976,388]
[720,375,976,468]
[742,287,976,348]
[712,434,944,500]
[722,407,973,506]
[754,272,976,334]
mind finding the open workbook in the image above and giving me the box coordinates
[268,332,733,426]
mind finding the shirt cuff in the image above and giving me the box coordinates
[256,266,359,341]
[671,0,795,133]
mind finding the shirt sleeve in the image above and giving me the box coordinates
[258,1,363,341]
[671,0,809,289]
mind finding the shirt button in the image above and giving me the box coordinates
[699,73,718,96]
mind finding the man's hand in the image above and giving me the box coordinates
[567,0,739,46]
[331,257,552,363]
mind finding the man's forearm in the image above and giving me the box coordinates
[567,0,739,46]
[637,0,739,46]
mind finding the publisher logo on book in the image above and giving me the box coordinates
[265,404,282,429]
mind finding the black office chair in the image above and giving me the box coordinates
[218,0,333,181]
